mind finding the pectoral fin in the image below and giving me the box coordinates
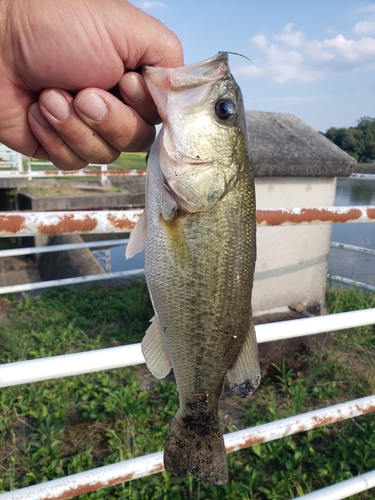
[160,216,189,268]
[227,321,260,397]
[141,316,172,378]
[126,211,147,259]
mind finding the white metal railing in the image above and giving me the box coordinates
[1,309,374,388]
[329,241,375,291]
[0,206,375,499]
[0,238,145,295]
[1,394,375,500]
[0,310,374,499]
[2,238,374,295]
[0,151,147,182]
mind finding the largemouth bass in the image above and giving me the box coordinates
[126,52,259,485]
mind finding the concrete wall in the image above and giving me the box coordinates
[252,177,337,314]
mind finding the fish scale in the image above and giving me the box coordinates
[126,52,259,484]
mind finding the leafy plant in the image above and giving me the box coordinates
[0,284,374,499]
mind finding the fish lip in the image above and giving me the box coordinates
[142,52,230,90]
[143,52,228,74]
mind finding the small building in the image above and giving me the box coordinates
[248,111,356,316]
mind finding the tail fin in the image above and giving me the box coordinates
[163,410,228,484]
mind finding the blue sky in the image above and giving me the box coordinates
[133,1,375,132]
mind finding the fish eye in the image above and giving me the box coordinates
[214,99,236,121]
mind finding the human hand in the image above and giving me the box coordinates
[0,0,183,169]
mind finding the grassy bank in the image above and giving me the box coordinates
[0,283,374,499]
[29,152,147,172]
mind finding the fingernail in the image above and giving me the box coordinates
[122,73,146,102]
[75,92,108,121]
[42,90,71,120]
[29,103,50,128]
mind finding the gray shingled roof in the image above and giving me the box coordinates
[246,111,356,177]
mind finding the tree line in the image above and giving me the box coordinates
[323,117,375,164]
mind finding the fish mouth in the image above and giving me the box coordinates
[142,52,230,92]
[142,53,233,122]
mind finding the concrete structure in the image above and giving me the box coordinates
[248,111,356,315]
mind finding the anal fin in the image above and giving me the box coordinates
[141,316,172,378]
[227,320,260,397]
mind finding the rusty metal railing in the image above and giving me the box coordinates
[0,205,374,237]
[0,150,147,182]
[1,394,375,500]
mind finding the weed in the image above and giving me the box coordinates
[0,284,374,498]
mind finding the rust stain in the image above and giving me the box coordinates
[105,169,147,176]
[42,472,137,500]
[225,435,265,453]
[43,170,60,175]
[38,461,165,499]
[355,403,375,415]
[149,462,165,475]
[0,215,26,234]
[257,208,363,226]
[310,414,344,428]
[107,213,140,231]
[367,207,375,220]
[34,169,146,177]
[37,215,98,234]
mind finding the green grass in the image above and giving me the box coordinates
[28,152,147,172]
[110,152,147,170]
[0,283,375,499]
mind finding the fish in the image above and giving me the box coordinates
[126,52,259,485]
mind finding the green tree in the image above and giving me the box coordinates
[324,117,375,163]
[356,117,375,163]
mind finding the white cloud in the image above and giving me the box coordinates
[238,23,375,84]
[139,1,168,9]
[271,23,304,48]
[353,4,375,34]
[353,19,375,35]
[355,4,375,13]
[308,35,375,65]
[252,34,268,50]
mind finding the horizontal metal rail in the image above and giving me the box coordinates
[350,172,375,180]
[297,469,375,499]
[0,268,144,296]
[0,168,146,178]
[256,205,375,226]
[0,238,129,258]
[0,150,147,181]
[328,275,375,292]
[0,209,143,237]
[1,394,374,500]
[0,206,374,237]
[330,241,375,256]
[1,308,374,388]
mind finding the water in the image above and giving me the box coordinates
[331,177,375,250]
[328,176,375,286]
[110,243,144,272]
